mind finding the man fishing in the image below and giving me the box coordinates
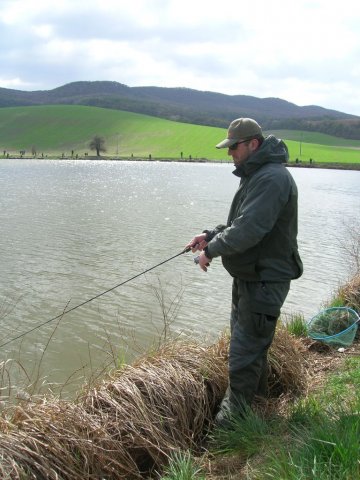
[186,117,303,426]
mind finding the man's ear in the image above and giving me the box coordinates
[249,138,260,152]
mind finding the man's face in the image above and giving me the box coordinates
[228,138,258,166]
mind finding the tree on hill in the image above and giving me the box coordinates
[89,135,106,156]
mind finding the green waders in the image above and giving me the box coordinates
[216,278,290,422]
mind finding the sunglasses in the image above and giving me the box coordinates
[228,140,249,150]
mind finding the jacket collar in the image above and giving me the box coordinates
[232,135,289,178]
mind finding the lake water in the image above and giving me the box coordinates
[0,159,359,394]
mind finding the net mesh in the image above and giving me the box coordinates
[307,307,360,347]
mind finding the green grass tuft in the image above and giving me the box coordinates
[210,406,278,457]
[160,450,205,480]
[284,313,308,337]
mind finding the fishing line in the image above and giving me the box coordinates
[0,247,192,349]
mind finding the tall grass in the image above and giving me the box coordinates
[0,338,228,478]
[0,322,309,479]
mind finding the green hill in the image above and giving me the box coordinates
[2,80,360,141]
[0,105,359,164]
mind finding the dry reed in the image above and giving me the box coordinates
[335,273,360,339]
[337,273,360,312]
[0,329,307,478]
[268,324,309,398]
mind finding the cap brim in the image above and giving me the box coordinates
[216,138,237,149]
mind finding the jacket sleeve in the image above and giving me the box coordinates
[206,168,292,258]
[203,224,227,242]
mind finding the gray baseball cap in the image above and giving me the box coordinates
[216,118,263,149]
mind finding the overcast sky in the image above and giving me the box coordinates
[1,0,360,116]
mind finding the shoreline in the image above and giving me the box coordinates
[1,155,360,171]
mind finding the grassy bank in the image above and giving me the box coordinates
[204,350,360,480]
[0,105,359,165]
[0,272,359,479]
[163,274,360,480]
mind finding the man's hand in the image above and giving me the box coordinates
[185,233,208,252]
[198,251,212,272]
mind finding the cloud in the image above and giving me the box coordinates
[0,0,360,115]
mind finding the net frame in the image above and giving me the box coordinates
[307,306,360,347]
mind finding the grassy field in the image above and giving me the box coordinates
[0,105,359,164]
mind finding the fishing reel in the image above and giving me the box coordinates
[193,255,210,267]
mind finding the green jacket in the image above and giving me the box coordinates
[206,135,303,282]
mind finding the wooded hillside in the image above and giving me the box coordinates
[1,81,360,139]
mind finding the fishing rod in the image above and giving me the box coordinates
[0,246,193,349]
